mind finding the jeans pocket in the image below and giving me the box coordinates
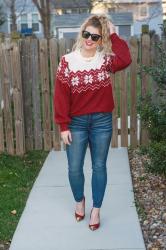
[69,114,88,129]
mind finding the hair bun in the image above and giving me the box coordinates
[97,15,110,39]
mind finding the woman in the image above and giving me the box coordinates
[53,14,132,231]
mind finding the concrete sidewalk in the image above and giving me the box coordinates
[9,148,146,250]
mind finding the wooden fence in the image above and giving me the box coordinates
[0,34,159,155]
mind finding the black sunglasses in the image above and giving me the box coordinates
[82,30,102,42]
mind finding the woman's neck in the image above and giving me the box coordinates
[80,48,97,58]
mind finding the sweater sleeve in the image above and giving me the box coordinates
[53,56,71,132]
[106,33,132,73]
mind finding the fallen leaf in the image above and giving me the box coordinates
[11,209,17,215]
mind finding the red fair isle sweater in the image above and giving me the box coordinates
[54,33,132,132]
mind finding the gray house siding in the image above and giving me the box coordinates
[0,21,8,34]
[116,1,163,36]
[133,3,163,35]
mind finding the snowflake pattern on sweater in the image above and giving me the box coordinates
[56,53,113,93]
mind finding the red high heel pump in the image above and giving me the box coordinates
[75,196,85,221]
[89,208,100,231]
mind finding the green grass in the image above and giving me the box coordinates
[0,150,48,242]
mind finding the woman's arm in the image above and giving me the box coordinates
[106,22,132,73]
[53,57,71,132]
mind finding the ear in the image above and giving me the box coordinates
[98,37,102,45]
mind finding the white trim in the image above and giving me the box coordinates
[58,27,80,38]
[131,25,134,36]
[7,15,11,33]
[115,26,119,34]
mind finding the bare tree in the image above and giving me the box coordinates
[4,0,27,32]
[0,5,6,26]
[32,0,51,39]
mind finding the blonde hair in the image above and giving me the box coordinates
[72,14,112,54]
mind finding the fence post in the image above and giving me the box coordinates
[39,39,52,151]
[31,39,43,150]
[111,74,118,147]
[130,36,138,148]
[150,34,160,105]
[0,45,4,153]
[120,70,128,147]
[20,39,34,151]
[49,38,61,150]
[10,42,25,155]
[140,33,150,145]
[1,43,14,154]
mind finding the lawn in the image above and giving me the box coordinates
[0,150,48,242]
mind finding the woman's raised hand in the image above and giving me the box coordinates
[61,130,72,145]
[108,21,116,35]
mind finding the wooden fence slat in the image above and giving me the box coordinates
[0,45,4,152]
[150,34,160,105]
[58,38,67,59]
[20,39,33,150]
[140,34,150,145]
[10,43,25,155]
[111,74,118,147]
[39,39,52,151]
[31,39,42,150]
[0,107,4,152]
[49,38,61,150]
[130,37,138,148]
[120,70,128,147]
[1,44,14,154]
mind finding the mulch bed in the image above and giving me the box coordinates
[129,148,166,250]
[0,242,10,250]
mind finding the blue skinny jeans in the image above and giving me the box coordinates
[66,112,112,208]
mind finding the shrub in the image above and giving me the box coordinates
[145,141,166,176]
[138,96,166,142]
[138,30,166,176]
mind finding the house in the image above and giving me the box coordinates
[117,0,163,36]
[0,0,164,37]
[0,0,43,37]
[91,0,163,36]
[52,0,164,35]
[52,12,133,39]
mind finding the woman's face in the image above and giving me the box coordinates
[82,25,102,51]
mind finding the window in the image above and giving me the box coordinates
[64,9,72,14]
[32,13,39,32]
[21,13,28,31]
[72,8,79,13]
[80,8,89,13]
[63,32,78,39]
[21,14,27,23]
[139,5,148,17]
[21,23,28,30]
[118,25,131,38]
